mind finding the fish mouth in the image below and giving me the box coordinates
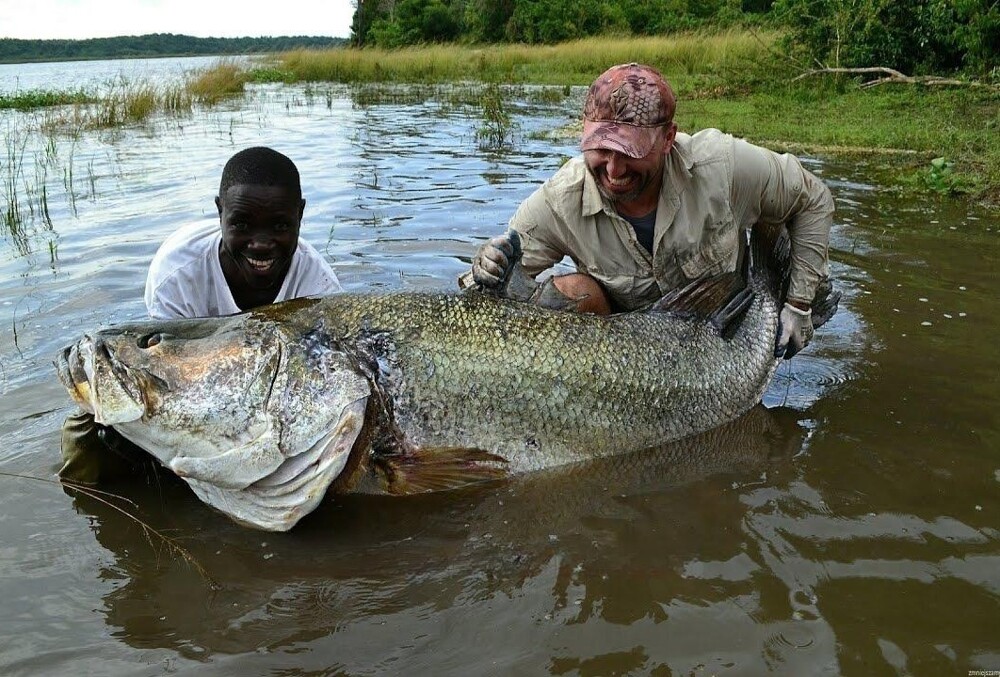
[56,344,93,412]
[54,337,146,424]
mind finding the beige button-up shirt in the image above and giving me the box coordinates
[505,128,834,311]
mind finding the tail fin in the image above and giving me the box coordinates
[811,276,841,329]
[749,221,791,302]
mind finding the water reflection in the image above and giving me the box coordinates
[70,405,815,671]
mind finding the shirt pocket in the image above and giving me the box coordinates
[677,223,739,281]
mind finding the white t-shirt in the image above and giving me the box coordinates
[144,220,342,319]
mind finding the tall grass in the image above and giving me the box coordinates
[185,58,248,103]
[258,31,783,93]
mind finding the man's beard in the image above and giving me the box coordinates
[589,166,656,204]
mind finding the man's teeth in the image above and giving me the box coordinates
[606,175,632,187]
[246,257,274,271]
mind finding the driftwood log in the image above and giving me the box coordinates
[792,67,998,90]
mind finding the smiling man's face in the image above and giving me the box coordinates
[216,184,305,304]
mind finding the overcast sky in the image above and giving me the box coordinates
[0,0,354,40]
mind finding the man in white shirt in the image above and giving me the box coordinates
[61,146,341,484]
[145,146,341,319]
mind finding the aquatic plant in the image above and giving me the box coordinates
[476,80,516,151]
[924,156,974,196]
[2,120,27,242]
[0,89,95,111]
[185,58,248,104]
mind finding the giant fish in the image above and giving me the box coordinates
[55,224,838,531]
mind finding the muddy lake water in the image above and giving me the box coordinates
[0,57,997,675]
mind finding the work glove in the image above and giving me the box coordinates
[471,233,515,288]
[59,410,144,485]
[774,302,814,360]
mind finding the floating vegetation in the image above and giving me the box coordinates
[0,88,95,111]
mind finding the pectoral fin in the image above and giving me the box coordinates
[377,447,509,495]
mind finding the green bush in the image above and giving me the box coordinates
[772,0,998,77]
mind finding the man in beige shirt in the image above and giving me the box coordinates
[468,62,834,359]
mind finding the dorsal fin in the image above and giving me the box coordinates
[649,271,753,338]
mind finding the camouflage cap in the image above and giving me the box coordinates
[581,63,676,159]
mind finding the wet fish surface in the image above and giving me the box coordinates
[55,225,838,531]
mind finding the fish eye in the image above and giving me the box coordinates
[138,333,162,349]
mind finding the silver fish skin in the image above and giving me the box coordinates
[54,224,838,531]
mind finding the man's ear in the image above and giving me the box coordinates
[662,123,677,156]
[215,195,223,219]
[298,198,306,221]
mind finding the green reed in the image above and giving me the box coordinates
[185,58,248,104]
[2,121,26,239]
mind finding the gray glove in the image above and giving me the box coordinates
[774,302,814,359]
[471,233,515,288]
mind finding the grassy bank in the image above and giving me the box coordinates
[4,33,997,205]
[257,34,999,206]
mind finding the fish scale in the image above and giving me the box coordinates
[298,283,782,474]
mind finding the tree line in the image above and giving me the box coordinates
[350,0,998,77]
[0,34,348,64]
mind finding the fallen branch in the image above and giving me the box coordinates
[792,67,998,90]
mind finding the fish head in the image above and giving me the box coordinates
[56,308,372,531]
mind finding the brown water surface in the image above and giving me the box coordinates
[0,65,997,675]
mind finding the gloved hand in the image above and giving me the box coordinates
[774,302,814,360]
[471,234,515,288]
[59,410,145,485]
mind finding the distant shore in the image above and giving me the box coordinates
[0,33,347,65]
[2,34,996,207]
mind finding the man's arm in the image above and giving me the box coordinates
[730,138,834,307]
[730,139,834,358]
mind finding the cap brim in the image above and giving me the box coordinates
[581,120,657,159]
